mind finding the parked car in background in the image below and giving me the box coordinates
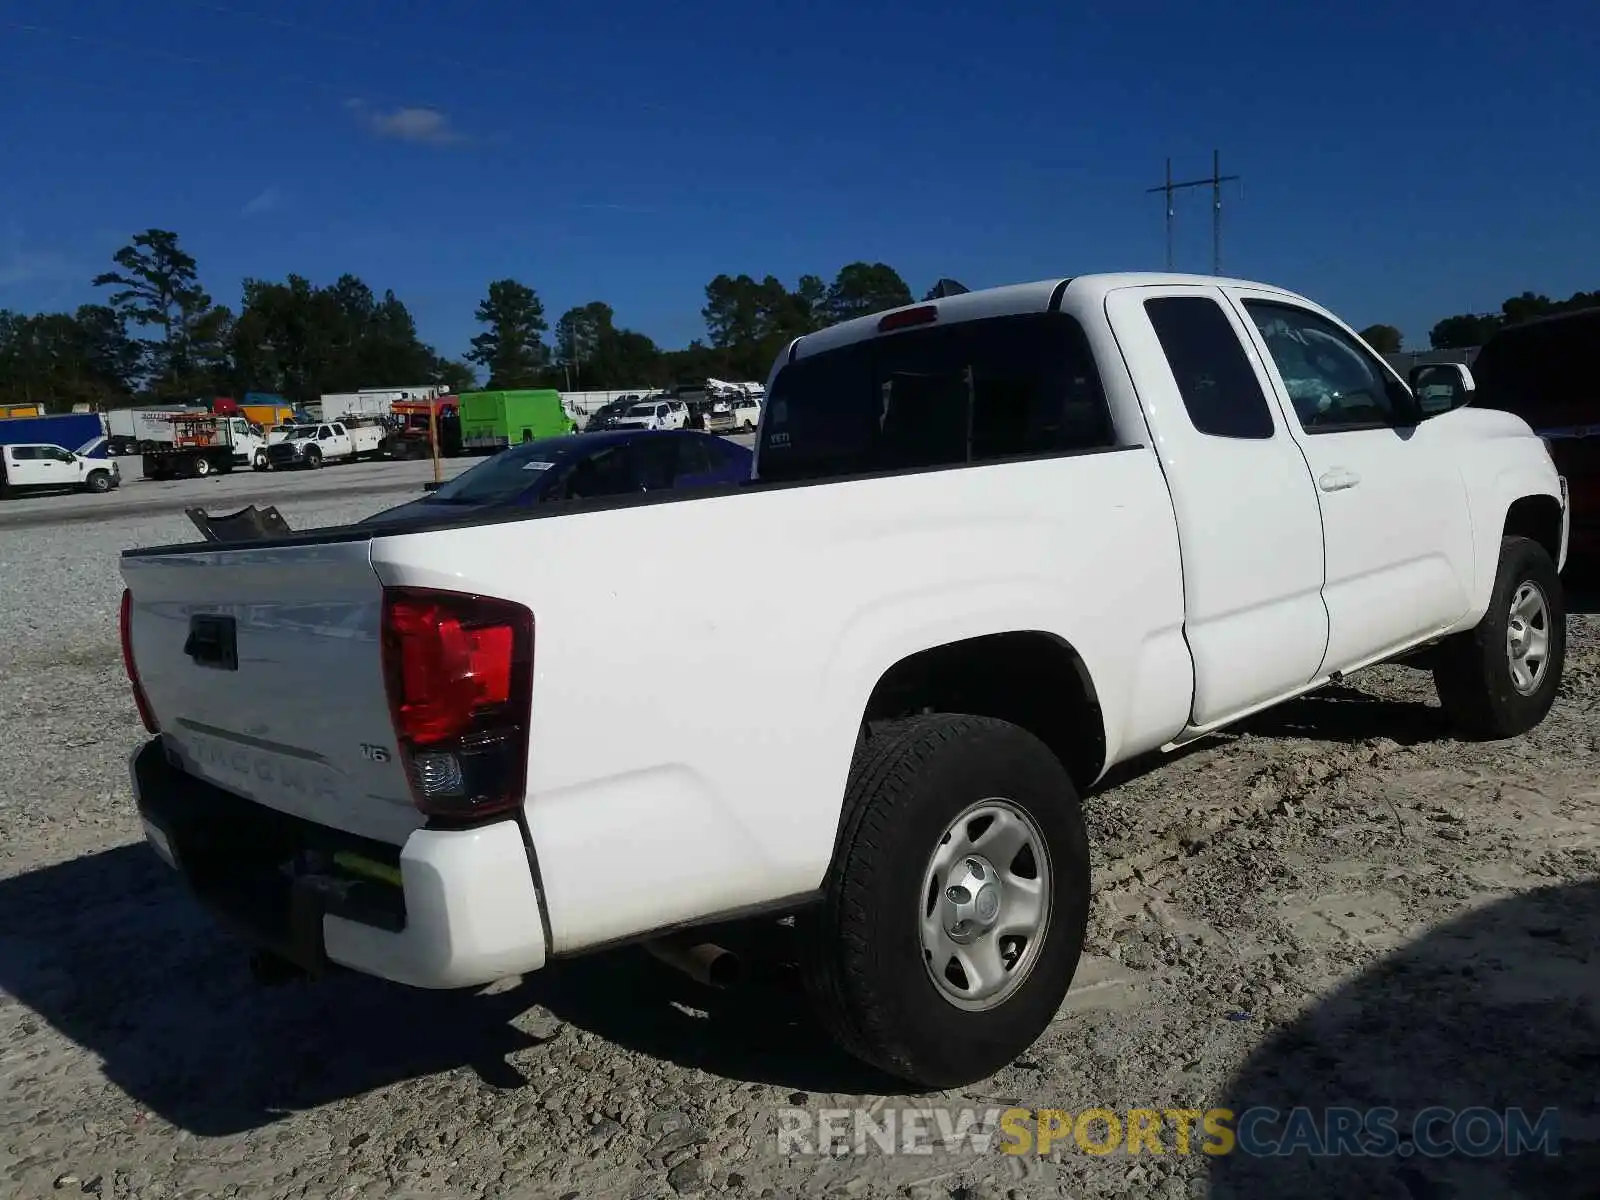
[612,398,688,431]
[0,438,120,497]
[265,421,385,470]
[584,398,636,431]
[359,429,753,526]
[706,397,761,433]
[1439,306,1598,570]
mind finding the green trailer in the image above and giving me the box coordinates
[459,389,576,454]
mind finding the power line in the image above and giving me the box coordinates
[1144,150,1241,275]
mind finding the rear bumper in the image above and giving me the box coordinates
[129,738,547,989]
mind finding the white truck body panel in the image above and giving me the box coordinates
[121,270,1567,992]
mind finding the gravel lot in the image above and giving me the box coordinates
[1,488,1595,1200]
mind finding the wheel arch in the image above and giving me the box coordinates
[1503,492,1565,574]
[858,630,1108,794]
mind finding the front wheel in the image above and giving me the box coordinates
[304,447,322,469]
[800,714,1089,1088]
[253,451,268,471]
[1433,535,1566,739]
[84,470,112,494]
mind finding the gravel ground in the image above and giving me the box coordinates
[1,495,1596,1200]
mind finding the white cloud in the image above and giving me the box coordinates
[241,187,284,217]
[345,99,464,145]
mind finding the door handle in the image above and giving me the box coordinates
[1318,468,1360,492]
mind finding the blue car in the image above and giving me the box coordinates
[362,429,753,525]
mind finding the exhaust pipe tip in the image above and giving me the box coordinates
[644,938,741,989]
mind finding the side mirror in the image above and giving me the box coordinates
[1408,363,1476,417]
[422,480,442,493]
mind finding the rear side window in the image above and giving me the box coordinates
[1144,297,1276,439]
[758,312,1114,483]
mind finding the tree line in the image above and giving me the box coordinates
[0,228,929,412]
[1359,286,1600,355]
[10,228,1589,411]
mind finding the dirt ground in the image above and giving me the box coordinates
[1,517,1595,1199]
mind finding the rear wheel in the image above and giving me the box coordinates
[801,714,1089,1088]
[1433,535,1566,738]
[193,456,212,477]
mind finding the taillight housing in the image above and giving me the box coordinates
[380,586,534,821]
[119,587,159,733]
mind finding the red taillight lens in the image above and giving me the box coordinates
[878,305,938,333]
[381,587,534,821]
[119,587,159,733]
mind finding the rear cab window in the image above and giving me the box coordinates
[757,311,1115,483]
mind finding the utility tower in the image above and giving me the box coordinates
[1145,150,1240,274]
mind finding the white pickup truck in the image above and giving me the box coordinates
[119,272,1569,1088]
[1,439,121,496]
[263,420,385,469]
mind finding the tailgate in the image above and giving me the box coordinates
[121,538,423,845]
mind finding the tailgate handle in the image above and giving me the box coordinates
[184,614,239,671]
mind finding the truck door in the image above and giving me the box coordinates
[1226,290,1474,672]
[1105,285,1328,727]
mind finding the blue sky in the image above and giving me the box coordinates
[1,0,1597,360]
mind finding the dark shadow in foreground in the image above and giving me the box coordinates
[1207,880,1600,1199]
[0,845,898,1137]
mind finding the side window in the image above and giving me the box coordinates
[656,405,668,419]
[1243,301,1413,432]
[1144,297,1275,439]
[51,447,75,462]
[564,445,638,499]
[318,425,333,439]
[11,446,38,461]
[631,439,680,489]
[673,438,715,480]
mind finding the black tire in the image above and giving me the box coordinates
[85,470,112,494]
[193,456,211,478]
[304,447,322,469]
[253,452,268,472]
[800,713,1090,1088]
[1433,535,1565,739]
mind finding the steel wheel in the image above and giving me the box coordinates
[1506,580,1551,696]
[919,798,1052,1012]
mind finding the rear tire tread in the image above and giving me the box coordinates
[803,713,1077,1085]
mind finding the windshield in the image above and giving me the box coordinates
[425,443,569,505]
[757,312,1114,483]
[287,428,315,440]
[626,404,657,416]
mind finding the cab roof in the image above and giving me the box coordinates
[789,271,1308,363]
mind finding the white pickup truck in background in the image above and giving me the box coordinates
[1,439,121,496]
[263,420,385,469]
[120,271,1568,1088]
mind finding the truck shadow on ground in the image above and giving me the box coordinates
[0,845,896,1137]
[1206,879,1600,1200]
